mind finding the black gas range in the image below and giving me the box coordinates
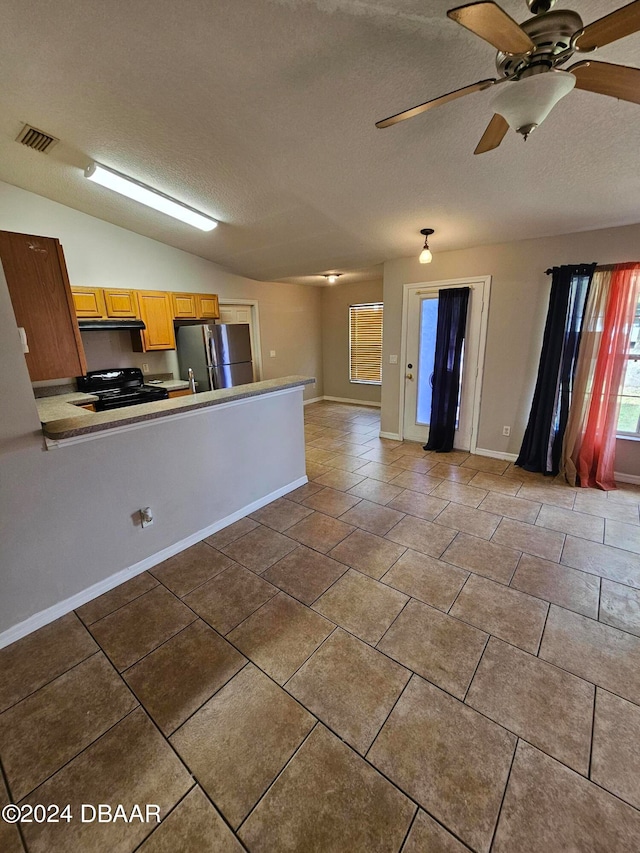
[76,368,169,412]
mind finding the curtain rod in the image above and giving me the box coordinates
[544,264,598,275]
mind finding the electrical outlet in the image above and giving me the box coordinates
[502,425,511,437]
[389,355,398,364]
[142,363,150,373]
[269,350,276,358]
[140,507,154,527]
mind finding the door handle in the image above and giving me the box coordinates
[406,372,413,380]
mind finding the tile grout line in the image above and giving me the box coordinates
[587,687,598,783]
[486,735,520,853]
[128,783,198,853]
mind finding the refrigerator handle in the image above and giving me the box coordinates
[208,365,216,391]
[204,325,214,368]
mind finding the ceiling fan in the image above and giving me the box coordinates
[375,0,640,153]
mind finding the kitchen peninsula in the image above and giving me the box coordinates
[38,375,314,443]
[1,368,314,647]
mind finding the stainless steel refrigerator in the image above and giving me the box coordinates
[176,323,254,390]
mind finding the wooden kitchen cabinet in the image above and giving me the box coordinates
[172,292,198,318]
[0,230,87,381]
[133,290,176,351]
[71,286,106,318]
[196,293,220,319]
[104,288,138,318]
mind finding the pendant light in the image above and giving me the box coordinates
[419,229,434,264]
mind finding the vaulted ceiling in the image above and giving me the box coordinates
[0,1,638,285]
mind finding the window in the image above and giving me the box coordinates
[617,292,640,436]
[349,302,383,385]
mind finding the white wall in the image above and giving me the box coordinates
[0,181,324,399]
[381,223,640,476]
[321,279,383,404]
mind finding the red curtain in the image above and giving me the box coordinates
[575,263,640,489]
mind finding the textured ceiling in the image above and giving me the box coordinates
[0,0,638,285]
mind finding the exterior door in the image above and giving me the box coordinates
[402,279,488,450]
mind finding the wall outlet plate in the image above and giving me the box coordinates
[502,426,511,437]
[389,354,398,364]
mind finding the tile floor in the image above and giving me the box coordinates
[2,400,640,851]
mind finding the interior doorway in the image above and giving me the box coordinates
[218,300,262,381]
[400,277,490,450]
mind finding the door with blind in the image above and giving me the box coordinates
[349,303,383,386]
[401,279,489,449]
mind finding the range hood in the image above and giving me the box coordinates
[78,319,146,331]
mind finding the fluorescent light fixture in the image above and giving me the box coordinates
[84,162,218,231]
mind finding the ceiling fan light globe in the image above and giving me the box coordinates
[419,248,433,264]
[490,70,576,134]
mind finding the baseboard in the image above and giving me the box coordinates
[615,471,640,485]
[0,474,308,650]
[303,396,324,406]
[379,431,402,441]
[322,396,382,408]
[473,447,519,462]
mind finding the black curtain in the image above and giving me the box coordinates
[516,263,595,475]
[424,287,470,453]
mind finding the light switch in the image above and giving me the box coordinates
[270,350,276,358]
[389,354,398,364]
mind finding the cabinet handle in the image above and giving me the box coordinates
[18,327,29,353]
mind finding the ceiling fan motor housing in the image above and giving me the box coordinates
[527,0,556,14]
[496,9,583,78]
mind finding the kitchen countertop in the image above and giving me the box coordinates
[40,376,315,441]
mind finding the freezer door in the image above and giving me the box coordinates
[209,324,252,366]
[211,361,254,389]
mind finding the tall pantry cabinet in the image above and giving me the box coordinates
[0,230,87,381]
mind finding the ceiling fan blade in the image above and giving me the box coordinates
[570,60,640,105]
[375,79,495,128]
[447,2,535,55]
[474,114,509,154]
[574,0,640,51]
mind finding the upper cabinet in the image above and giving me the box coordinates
[0,230,87,381]
[172,292,220,320]
[68,285,220,352]
[197,293,220,319]
[134,291,176,351]
[172,292,198,318]
[71,286,106,318]
[103,288,138,318]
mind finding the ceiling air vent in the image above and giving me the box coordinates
[15,124,59,153]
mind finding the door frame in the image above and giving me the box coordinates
[398,276,491,451]
[217,297,263,381]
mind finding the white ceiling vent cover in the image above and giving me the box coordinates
[16,124,59,153]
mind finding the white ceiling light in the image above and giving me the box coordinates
[324,273,342,284]
[84,162,218,231]
[419,228,434,264]
[491,71,576,139]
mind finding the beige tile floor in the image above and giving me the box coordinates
[2,400,640,851]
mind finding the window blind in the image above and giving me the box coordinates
[349,302,383,384]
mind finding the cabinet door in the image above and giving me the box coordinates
[172,292,198,318]
[0,231,87,381]
[71,286,106,318]
[197,293,220,319]
[135,291,176,351]
[104,289,138,318]
[168,389,193,398]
